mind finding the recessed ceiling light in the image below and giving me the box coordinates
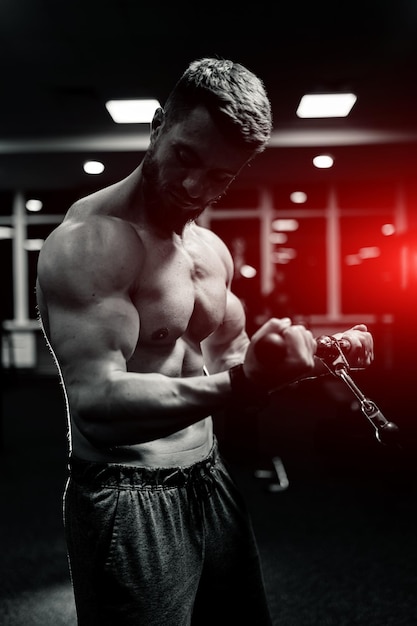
[83,160,105,175]
[26,199,43,212]
[290,191,307,204]
[381,223,396,236]
[296,93,357,118]
[240,264,257,278]
[313,154,334,169]
[105,99,160,123]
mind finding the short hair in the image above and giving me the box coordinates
[163,57,272,155]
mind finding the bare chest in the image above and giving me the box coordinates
[132,236,228,347]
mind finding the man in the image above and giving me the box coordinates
[36,58,373,625]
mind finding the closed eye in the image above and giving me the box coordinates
[174,143,236,186]
[175,146,198,167]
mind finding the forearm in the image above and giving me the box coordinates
[201,329,250,374]
[72,369,235,447]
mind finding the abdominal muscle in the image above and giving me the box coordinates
[70,416,214,468]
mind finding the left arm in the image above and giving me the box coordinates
[201,288,250,373]
[198,228,374,381]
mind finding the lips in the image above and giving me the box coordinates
[168,191,197,210]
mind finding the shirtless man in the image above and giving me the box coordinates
[36,58,374,625]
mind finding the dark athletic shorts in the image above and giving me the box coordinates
[64,438,272,626]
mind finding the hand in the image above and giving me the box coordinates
[243,317,317,391]
[332,324,374,369]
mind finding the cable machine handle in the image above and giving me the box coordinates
[316,335,400,446]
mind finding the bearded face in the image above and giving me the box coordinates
[141,148,207,234]
[140,105,252,235]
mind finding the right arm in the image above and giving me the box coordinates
[37,218,241,448]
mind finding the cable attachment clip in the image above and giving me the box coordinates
[315,335,351,374]
[315,335,400,446]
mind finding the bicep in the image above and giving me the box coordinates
[48,295,139,380]
[197,227,250,371]
[201,289,250,373]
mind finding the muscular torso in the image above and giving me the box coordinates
[128,224,227,375]
[36,179,237,467]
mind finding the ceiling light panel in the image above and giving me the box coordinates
[105,99,160,123]
[296,93,357,118]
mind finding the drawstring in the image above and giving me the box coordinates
[189,463,215,500]
[191,464,215,499]
[160,463,215,500]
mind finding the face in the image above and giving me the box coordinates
[141,105,253,234]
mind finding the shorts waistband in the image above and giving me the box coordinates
[69,438,219,490]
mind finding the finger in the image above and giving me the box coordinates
[350,324,368,332]
[254,332,286,364]
[283,324,315,346]
[281,325,315,355]
[251,317,292,344]
[267,317,292,333]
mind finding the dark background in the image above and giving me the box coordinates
[1,1,417,624]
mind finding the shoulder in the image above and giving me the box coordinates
[40,212,144,268]
[38,214,144,298]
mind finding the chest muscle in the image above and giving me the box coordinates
[132,240,228,347]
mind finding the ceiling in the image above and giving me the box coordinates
[1,0,417,195]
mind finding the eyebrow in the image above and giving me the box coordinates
[175,142,236,177]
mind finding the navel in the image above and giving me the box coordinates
[151,327,169,341]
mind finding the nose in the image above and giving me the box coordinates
[182,171,205,199]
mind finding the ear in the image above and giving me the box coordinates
[151,107,165,132]
[148,107,165,145]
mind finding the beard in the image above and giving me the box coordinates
[141,151,208,234]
